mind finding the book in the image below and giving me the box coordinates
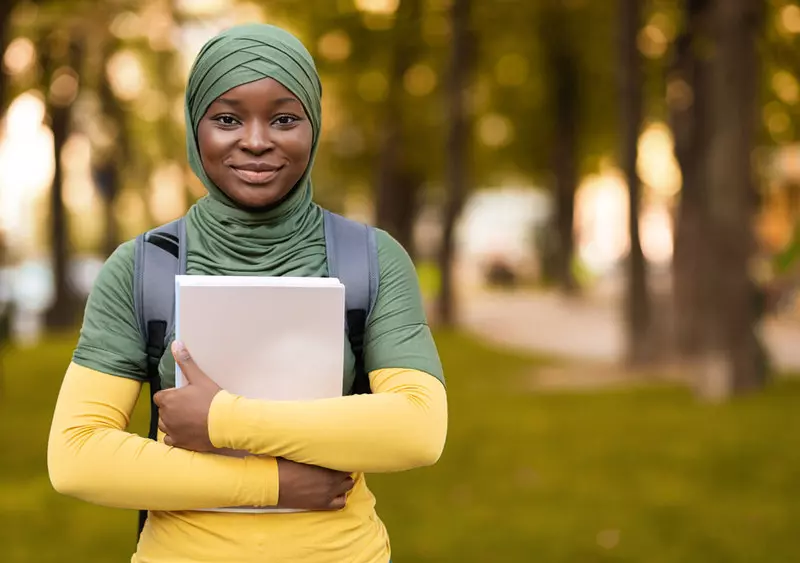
[173,274,346,513]
[174,274,345,400]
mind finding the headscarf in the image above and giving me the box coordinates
[182,23,327,277]
[184,23,322,209]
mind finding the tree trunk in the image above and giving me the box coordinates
[436,0,472,327]
[375,0,422,256]
[702,0,765,396]
[0,0,16,113]
[44,33,83,329]
[94,39,126,258]
[0,0,17,366]
[670,0,713,359]
[540,5,579,294]
[619,0,652,365]
[394,169,422,260]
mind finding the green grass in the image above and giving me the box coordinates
[1,331,799,562]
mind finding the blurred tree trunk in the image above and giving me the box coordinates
[0,0,18,370]
[620,0,653,365]
[437,0,473,327]
[0,0,17,113]
[670,0,713,359]
[540,5,579,294]
[702,0,765,396]
[44,31,83,329]
[94,39,126,258]
[375,0,422,257]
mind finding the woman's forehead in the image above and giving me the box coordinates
[204,78,308,121]
[212,77,300,104]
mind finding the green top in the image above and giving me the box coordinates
[71,23,443,391]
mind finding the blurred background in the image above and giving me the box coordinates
[1,0,799,561]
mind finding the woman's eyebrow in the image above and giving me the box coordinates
[274,97,301,106]
[214,97,241,107]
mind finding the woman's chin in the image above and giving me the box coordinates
[225,183,296,211]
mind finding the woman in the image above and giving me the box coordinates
[47,23,447,563]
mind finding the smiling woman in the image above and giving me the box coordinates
[46,22,446,563]
[197,79,313,209]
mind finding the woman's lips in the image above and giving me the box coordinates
[230,165,283,184]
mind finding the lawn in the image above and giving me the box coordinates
[1,330,798,562]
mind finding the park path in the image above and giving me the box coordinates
[459,289,800,373]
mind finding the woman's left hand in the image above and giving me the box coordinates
[154,341,222,452]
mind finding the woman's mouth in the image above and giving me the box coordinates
[230,165,283,185]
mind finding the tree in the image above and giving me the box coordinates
[436,0,473,327]
[703,0,766,394]
[0,0,18,113]
[92,36,128,258]
[669,0,713,359]
[374,0,423,258]
[0,0,19,371]
[620,0,653,365]
[43,28,83,329]
[539,3,580,294]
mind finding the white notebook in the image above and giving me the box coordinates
[174,274,346,513]
[175,274,345,399]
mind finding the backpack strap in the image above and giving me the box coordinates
[322,210,379,395]
[132,216,186,538]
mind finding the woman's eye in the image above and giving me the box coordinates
[274,115,299,126]
[214,115,239,126]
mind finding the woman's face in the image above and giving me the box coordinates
[197,77,313,210]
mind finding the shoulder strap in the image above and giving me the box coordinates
[322,210,379,395]
[133,218,187,404]
[132,217,186,539]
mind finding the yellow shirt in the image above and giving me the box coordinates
[48,363,447,563]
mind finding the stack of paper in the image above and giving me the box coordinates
[174,274,345,400]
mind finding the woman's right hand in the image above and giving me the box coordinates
[276,458,355,510]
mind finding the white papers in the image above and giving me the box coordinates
[174,275,345,401]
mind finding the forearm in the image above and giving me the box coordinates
[209,368,447,473]
[47,363,279,511]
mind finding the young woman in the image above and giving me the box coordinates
[47,23,447,563]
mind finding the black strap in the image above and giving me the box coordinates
[347,309,370,394]
[145,320,167,440]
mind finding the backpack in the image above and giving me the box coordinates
[131,209,379,538]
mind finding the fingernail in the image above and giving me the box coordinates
[173,341,189,360]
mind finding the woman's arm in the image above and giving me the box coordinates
[207,367,447,473]
[47,363,279,511]
[192,231,447,473]
[156,230,447,473]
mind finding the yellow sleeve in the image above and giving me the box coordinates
[208,368,447,473]
[47,363,279,510]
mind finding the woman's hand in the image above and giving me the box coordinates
[154,341,222,452]
[277,459,355,510]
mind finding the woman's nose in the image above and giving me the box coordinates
[239,122,273,155]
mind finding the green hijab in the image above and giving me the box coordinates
[182,23,327,277]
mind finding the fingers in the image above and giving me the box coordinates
[158,418,168,435]
[163,434,175,447]
[329,493,347,510]
[153,388,177,408]
[172,341,198,384]
[153,390,165,408]
[172,342,216,390]
[337,476,355,496]
[327,474,354,510]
